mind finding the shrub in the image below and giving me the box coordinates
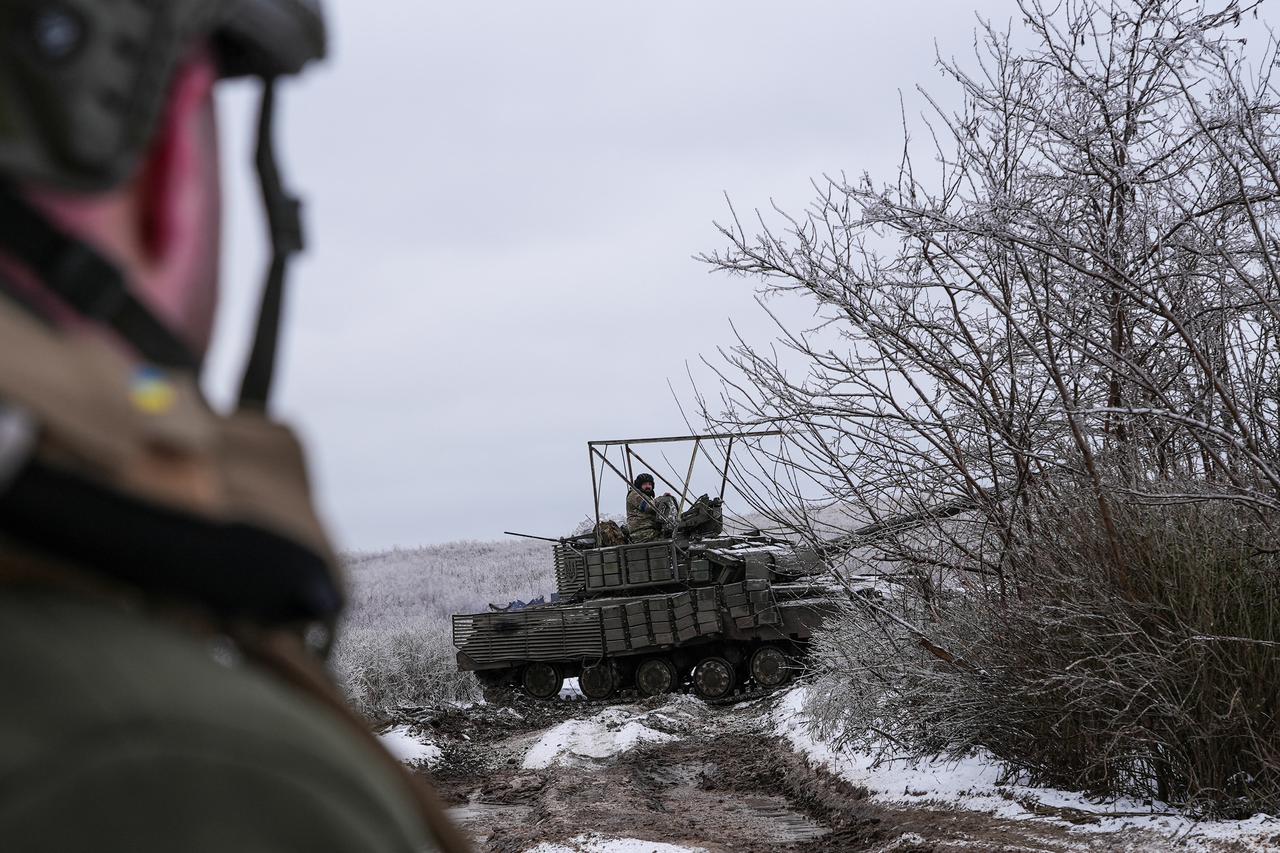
[810,488,1280,816]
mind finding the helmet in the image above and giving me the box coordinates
[0,0,326,191]
[634,473,655,489]
[0,0,324,405]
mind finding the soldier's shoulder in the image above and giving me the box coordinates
[0,591,432,851]
[0,591,316,744]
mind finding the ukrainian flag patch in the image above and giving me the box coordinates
[130,366,176,415]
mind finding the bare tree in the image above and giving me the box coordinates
[700,0,1280,813]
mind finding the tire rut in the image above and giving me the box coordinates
[405,696,1223,852]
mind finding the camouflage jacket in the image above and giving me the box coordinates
[626,489,660,533]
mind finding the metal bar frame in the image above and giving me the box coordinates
[590,443,601,545]
[588,430,782,449]
[678,439,701,511]
[719,436,735,501]
[592,446,658,505]
[586,431,784,542]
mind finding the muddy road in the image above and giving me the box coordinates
[389,693,1275,853]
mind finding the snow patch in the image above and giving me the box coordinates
[378,725,443,768]
[523,707,677,769]
[524,834,707,853]
[773,688,1280,850]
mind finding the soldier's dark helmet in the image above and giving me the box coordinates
[634,473,655,490]
[0,0,324,191]
[0,0,325,405]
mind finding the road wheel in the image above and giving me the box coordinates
[521,662,562,699]
[579,663,617,700]
[749,646,792,687]
[635,657,678,697]
[692,656,736,700]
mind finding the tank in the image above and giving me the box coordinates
[451,433,840,701]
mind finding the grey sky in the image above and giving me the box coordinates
[203,1,1030,550]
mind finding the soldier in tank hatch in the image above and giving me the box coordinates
[626,472,673,542]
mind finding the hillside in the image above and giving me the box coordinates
[333,538,556,716]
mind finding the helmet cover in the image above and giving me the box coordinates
[0,0,326,192]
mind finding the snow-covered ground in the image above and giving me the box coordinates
[525,835,706,853]
[521,702,701,769]
[412,686,1280,851]
[774,687,1280,851]
[378,725,443,768]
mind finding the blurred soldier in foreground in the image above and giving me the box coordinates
[0,2,466,850]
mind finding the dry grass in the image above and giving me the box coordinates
[809,488,1280,817]
[330,539,555,718]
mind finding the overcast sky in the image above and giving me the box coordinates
[203,1,1045,550]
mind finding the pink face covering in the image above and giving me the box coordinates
[13,50,222,364]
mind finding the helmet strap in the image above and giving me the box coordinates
[237,78,304,412]
[0,185,201,372]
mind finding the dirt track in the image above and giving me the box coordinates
[393,694,1275,853]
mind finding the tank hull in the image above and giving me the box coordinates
[453,534,838,699]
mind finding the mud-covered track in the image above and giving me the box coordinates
[393,694,1219,853]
